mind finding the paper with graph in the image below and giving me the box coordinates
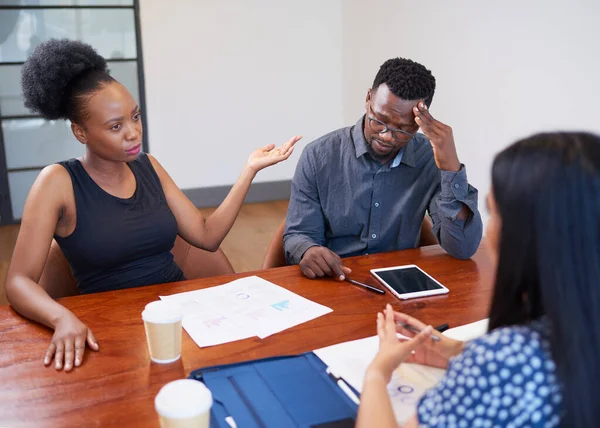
[314,321,488,423]
[160,276,332,347]
[315,335,446,424]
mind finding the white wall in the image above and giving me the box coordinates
[140,0,600,222]
[342,0,600,225]
[139,0,343,189]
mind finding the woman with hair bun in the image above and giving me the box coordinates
[5,39,300,372]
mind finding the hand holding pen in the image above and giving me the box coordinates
[396,322,441,341]
[366,304,435,383]
[393,311,464,369]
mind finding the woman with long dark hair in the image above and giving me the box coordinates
[357,132,600,427]
[5,39,300,372]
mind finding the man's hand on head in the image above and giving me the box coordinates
[413,102,461,172]
[299,246,352,280]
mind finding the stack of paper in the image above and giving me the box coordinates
[315,336,445,423]
[442,318,488,341]
[313,319,488,423]
[160,276,332,347]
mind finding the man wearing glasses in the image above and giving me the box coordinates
[284,58,482,280]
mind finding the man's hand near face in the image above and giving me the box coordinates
[413,102,461,172]
[413,102,469,221]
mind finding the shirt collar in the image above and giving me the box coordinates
[351,116,370,158]
[351,115,416,168]
[390,149,404,168]
[400,134,416,168]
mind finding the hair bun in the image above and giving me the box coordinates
[21,38,109,120]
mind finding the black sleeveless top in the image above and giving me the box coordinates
[55,153,184,294]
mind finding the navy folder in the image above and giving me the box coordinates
[189,352,359,428]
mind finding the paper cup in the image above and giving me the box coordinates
[142,301,183,364]
[155,379,213,428]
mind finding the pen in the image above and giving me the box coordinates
[345,278,386,295]
[396,322,441,341]
[224,416,238,428]
[326,368,360,405]
[434,323,449,333]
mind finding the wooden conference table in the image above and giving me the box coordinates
[0,243,494,427]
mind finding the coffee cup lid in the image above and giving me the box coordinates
[142,300,183,324]
[155,379,213,419]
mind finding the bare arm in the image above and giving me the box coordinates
[356,372,421,427]
[149,136,300,252]
[357,305,434,428]
[5,165,98,371]
[357,371,399,428]
[6,165,71,327]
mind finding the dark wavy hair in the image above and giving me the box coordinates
[488,132,600,426]
[21,38,115,123]
[372,58,436,106]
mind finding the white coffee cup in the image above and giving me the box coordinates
[142,300,184,364]
[155,379,213,428]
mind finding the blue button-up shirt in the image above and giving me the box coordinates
[283,116,483,264]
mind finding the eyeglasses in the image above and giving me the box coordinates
[367,104,416,143]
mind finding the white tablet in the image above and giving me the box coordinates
[370,265,449,300]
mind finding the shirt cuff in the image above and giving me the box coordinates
[436,164,479,223]
[440,164,469,200]
[284,235,321,265]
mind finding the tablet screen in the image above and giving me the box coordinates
[374,267,443,294]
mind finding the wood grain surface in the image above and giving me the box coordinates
[0,243,494,427]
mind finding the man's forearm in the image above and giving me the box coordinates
[433,166,483,259]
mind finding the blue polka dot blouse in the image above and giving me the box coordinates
[417,319,562,427]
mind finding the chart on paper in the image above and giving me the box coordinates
[160,276,333,347]
[315,335,446,424]
[314,319,488,424]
